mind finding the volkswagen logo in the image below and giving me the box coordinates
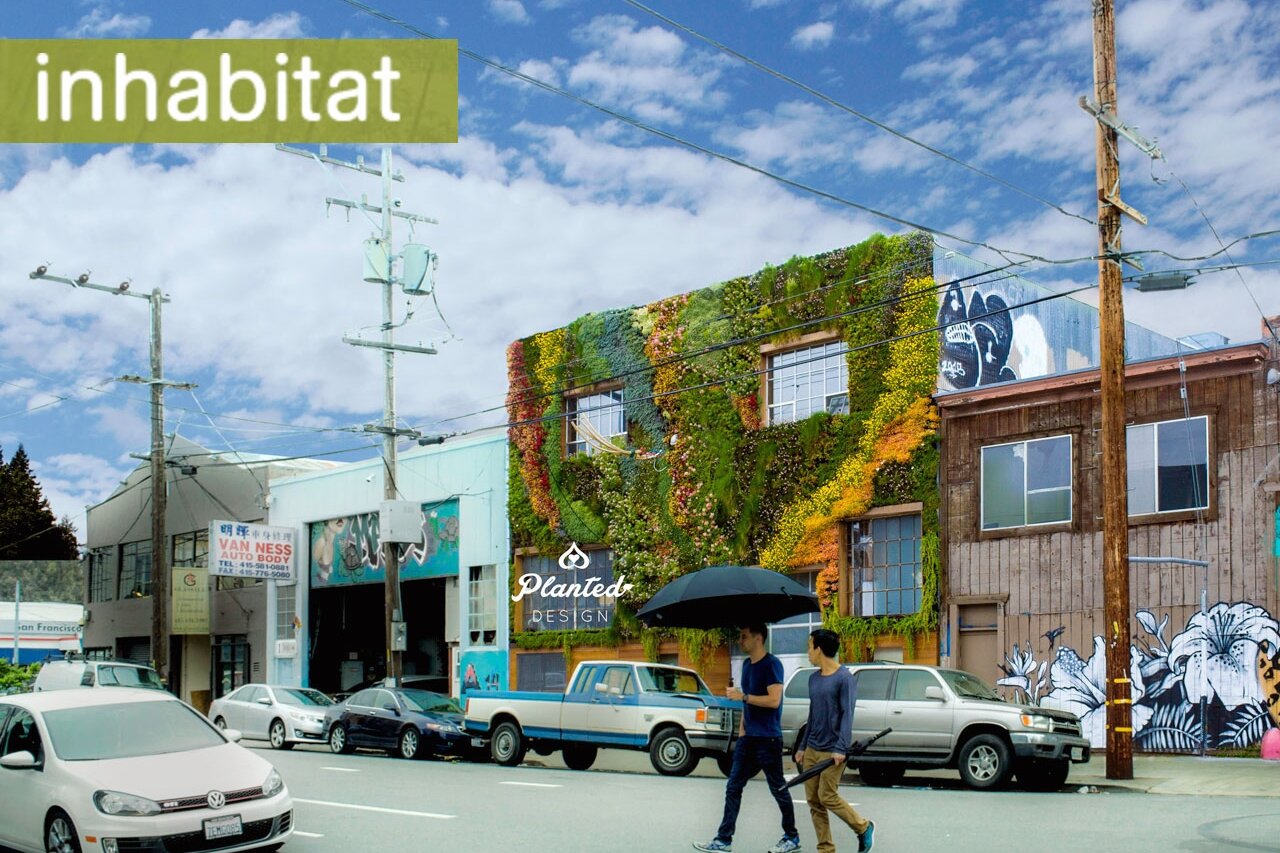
[206,791,226,810]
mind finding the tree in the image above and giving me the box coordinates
[0,445,79,560]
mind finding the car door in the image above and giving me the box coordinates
[560,665,599,737]
[343,690,378,745]
[0,708,51,851]
[367,689,404,746]
[220,685,251,731]
[884,668,953,755]
[241,686,274,740]
[586,666,640,741]
[849,668,891,752]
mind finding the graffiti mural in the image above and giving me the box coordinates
[460,649,508,697]
[997,602,1280,750]
[937,282,1055,391]
[309,499,460,588]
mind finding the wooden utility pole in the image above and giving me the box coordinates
[1092,0,1133,780]
[149,287,169,684]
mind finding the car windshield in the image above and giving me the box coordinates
[44,700,227,760]
[635,667,710,695]
[399,689,462,714]
[276,688,334,707]
[939,669,1003,701]
[96,666,164,689]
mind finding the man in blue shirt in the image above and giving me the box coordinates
[794,629,874,852]
[694,624,800,853]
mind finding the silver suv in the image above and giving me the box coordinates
[782,663,1090,791]
[32,658,165,692]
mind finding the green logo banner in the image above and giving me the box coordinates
[0,39,458,143]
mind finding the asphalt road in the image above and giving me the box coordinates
[250,743,1280,853]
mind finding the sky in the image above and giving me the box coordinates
[0,0,1277,541]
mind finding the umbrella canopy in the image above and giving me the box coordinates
[635,565,820,629]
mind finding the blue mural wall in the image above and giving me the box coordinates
[309,499,460,588]
[460,649,508,697]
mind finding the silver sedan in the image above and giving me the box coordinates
[208,684,334,749]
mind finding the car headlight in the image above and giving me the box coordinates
[94,790,162,816]
[1019,713,1054,731]
[263,769,285,798]
[288,710,323,724]
[696,707,724,725]
[425,722,460,733]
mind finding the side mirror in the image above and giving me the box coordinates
[223,729,243,744]
[924,685,946,702]
[257,697,273,706]
[383,703,401,715]
[0,751,37,770]
[593,682,609,695]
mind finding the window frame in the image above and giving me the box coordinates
[564,385,626,457]
[848,508,925,619]
[979,433,1074,532]
[87,547,114,603]
[1125,414,1212,519]
[468,564,498,646]
[762,336,849,427]
[118,540,153,599]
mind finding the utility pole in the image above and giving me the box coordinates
[278,144,438,688]
[26,269,191,687]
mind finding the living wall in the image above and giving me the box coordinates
[507,231,942,659]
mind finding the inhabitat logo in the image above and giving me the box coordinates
[0,40,457,143]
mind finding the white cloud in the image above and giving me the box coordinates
[60,7,151,38]
[749,0,788,7]
[488,0,532,25]
[191,12,307,39]
[852,0,966,29]
[792,21,835,50]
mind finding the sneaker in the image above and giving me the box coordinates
[857,821,875,853]
[692,840,733,852]
[768,836,802,853]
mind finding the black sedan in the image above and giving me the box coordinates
[325,687,473,759]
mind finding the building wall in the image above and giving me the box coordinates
[939,343,1280,749]
[266,433,509,691]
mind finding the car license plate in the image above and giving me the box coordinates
[471,737,486,748]
[203,815,243,840]
[1066,747,1076,759]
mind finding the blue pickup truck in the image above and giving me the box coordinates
[464,660,740,776]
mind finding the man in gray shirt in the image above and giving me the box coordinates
[793,629,875,853]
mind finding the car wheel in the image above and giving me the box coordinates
[562,743,597,771]
[958,734,1012,789]
[399,728,421,760]
[213,716,227,729]
[1016,758,1070,792]
[269,719,294,750]
[329,724,354,754]
[45,809,81,853]
[858,763,905,787]
[490,721,527,766]
[650,728,697,777]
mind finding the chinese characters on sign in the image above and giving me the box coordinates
[209,521,296,582]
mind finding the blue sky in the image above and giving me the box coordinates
[1,0,1277,538]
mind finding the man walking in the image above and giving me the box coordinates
[794,629,875,852]
[694,624,800,853]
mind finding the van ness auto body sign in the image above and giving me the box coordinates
[210,520,296,582]
[0,40,457,143]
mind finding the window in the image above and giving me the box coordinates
[1,710,43,764]
[213,635,249,699]
[348,689,377,708]
[981,435,1072,530]
[276,587,296,641]
[850,514,923,617]
[172,530,207,567]
[516,652,567,693]
[599,666,635,696]
[83,647,112,661]
[469,564,498,645]
[118,540,152,598]
[769,572,822,656]
[853,668,893,701]
[1127,416,1209,515]
[766,341,848,425]
[893,669,942,701]
[88,547,114,603]
[566,390,625,456]
[570,665,600,695]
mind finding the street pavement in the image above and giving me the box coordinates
[241,743,1280,852]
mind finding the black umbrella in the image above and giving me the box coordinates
[635,564,820,629]
[784,728,894,789]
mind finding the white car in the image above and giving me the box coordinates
[0,688,293,853]
[208,684,335,750]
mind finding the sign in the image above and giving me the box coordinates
[210,521,296,581]
[274,639,298,659]
[514,544,631,631]
[309,499,460,588]
[171,567,209,635]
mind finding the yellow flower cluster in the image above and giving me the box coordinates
[531,329,566,399]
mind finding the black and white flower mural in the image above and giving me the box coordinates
[998,601,1280,750]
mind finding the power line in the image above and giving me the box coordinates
[338,0,1061,265]
[622,0,1096,227]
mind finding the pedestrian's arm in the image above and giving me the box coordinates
[742,682,782,710]
[834,672,855,756]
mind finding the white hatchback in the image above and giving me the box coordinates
[0,688,293,853]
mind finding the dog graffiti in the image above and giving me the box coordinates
[938,282,1017,389]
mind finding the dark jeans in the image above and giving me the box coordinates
[716,735,798,842]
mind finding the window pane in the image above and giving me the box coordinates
[1127,424,1157,515]
[855,669,892,701]
[1027,489,1071,525]
[770,626,809,656]
[982,444,1026,529]
[1157,418,1209,511]
[1027,436,1071,491]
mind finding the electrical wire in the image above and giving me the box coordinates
[622,0,1097,227]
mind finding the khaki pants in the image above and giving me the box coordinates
[802,751,869,853]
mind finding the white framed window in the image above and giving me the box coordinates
[981,435,1072,530]
[766,341,848,425]
[469,564,498,645]
[851,513,923,617]
[566,390,625,456]
[275,586,296,641]
[1127,415,1209,515]
[768,572,822,655]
